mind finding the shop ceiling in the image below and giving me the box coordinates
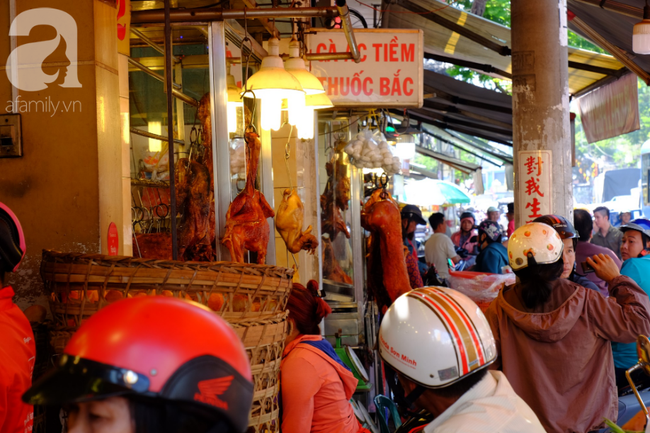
[131,0,330,41]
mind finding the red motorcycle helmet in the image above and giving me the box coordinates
[23,296,253,432]
[0,202,26,273]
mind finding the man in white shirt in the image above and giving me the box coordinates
[379,287,546,433]
[424,213,460,281]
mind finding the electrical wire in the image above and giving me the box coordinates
[354,0,461,16]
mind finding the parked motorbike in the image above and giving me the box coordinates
[599,335,650,433]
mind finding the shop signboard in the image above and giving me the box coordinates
[577,73,639,144]
[518,150,552,224]
[308,29,424,107]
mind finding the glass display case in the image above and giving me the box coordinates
[318,117,365,347]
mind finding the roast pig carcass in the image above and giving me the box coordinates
[361,189,411,312]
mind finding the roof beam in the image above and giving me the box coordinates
[570,15,650,85]
[421,128,503,167]
[414,146,477,173]
[424,84,512,114]
[445,130,514,162]
[235,0,278,38]
[397,0,511,56]
[413,108,512,137]
[424,52,513,79]
[422,99,512,129]
[567,60,627,77]
[571,0,641,19]
[572,70,629,98]
[400,110,513,146]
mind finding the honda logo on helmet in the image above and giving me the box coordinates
[194,376,233,410]
[6,8,82,91]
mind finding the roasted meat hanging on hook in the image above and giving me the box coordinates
[222,130,275,263]
[361,188,411,312]
[276,188,319,254]
[173,94,216,261]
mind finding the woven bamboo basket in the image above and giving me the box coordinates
[41,249,293,334]
[41,249,292,432]
[234,315,287,432]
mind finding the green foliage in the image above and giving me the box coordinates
[453,0,510,26]
[568,31,606,54]
[446,66,512,94]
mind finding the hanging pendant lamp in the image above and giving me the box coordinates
[634,1,650,54]
[244,37,304,131]
[296,92,334,140]
[285,38,323,127]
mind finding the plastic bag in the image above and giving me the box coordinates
[447,270,515,304]
[343,127,401,175]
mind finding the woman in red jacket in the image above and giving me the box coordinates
[281,281,367,433]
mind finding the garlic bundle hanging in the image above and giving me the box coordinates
[343,128,401,175]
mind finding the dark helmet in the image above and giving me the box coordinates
[478,220,501,243]
[620,219,650,243]
[533,214,579,240]
[23,297,254,432]
[460,212,475,224]
[401,204,426,225]
[0,202,26,273]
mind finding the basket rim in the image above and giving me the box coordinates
[41,249,295,276]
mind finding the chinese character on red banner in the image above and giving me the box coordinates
[525,156,543,176]
[525,177,545,197]
[526,198,542,220]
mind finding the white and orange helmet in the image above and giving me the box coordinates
[379,287,496,388]
[508,222,563,271]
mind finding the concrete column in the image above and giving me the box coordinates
[0,0,126,309]
[511,0,573,227]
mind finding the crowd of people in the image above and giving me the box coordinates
[4,195,650,433]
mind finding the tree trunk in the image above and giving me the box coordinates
[470,0,487,16]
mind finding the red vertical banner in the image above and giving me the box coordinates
[107,222,119,256]
[518,150,552,224]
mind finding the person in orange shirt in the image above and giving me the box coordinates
[0,202,35,433]
[281,281,368,433]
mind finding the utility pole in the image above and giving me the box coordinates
[511,0,573,227]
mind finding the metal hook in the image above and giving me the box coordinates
[240,88,257,133]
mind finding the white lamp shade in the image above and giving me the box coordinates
[306,93,333,109]
[633,20,650,54]
[285,39,325,95]
[243,38,304,100]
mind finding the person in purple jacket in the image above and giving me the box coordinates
[574,209,622,296]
